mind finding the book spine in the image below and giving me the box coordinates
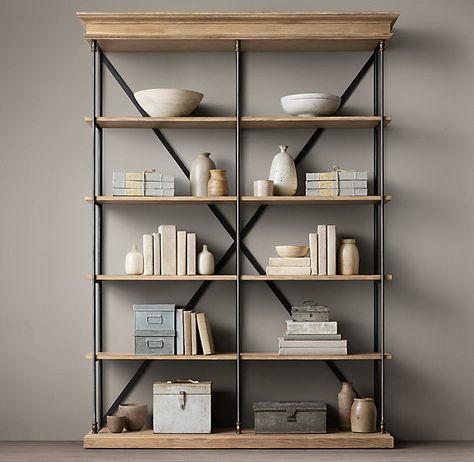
[112,188,143,196]
[177,231,187,276]
[113,172,144,182]
[191,312,198,355]
[286,321,338,335]
[176,308,184,355]
[279,347,347,355]
[268,257,310,267]
[158,225,177,275]
[306,172,337,181]
[327,225,336,276]
[284,334,342,340]
[266,266,311,276]
[144,172,162,182]
[306,180,367,189]
[309,232,318,275]
[142,234,153,276]
[186,233,196,275]
[152,232,161,275]
[183,311,192,355]
[196,313,215,355]
[113,179,144,189]
[317,225,327,275]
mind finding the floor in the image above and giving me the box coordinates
[0,442,473,462]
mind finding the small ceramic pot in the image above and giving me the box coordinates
[190,152,216,196]
[338,382,356,431]
[253,180,274,197]
[197,245,215,275]
[208,169,229,196]
[125,244,144,275]
[118,403,148,431]
[350,398,377,433]
[337,239,360,275]
[107,415,125,433]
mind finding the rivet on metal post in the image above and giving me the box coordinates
[90,40,96,52]
[378,40,385,52]
[235,39,241,53]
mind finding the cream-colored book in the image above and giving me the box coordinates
[158,225,177,275]
[196,312,215,355]
[269,257,310,267]
[183,311,192,356]
[266,266,311,276]
[142,234,153,276]
[309,232,318,275]
[317,225,327,275]
[177,231,187,276]
[186,233,196,275]
[327,225,336,276]
[152,232,161,275]
[191,312,198,355]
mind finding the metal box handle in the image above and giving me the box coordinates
[146,339,164,348]
[146,315,163,324]
[287,409,297,422]
[179,391,186,410]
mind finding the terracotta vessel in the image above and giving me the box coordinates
[190,152,215,196]
[208,169,229,196]
[197,245,215,275]
[338,382,356,431]
[118,403,148,431]
[107,415,125,433]
[254,179,274,197]
[337,239,360,275]
[268,145,297,196]
[125,244,144,275]
[350,398,377,433]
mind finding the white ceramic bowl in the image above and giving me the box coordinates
[134,88,203,117]
[275,245,310,258]
[281,93,341,117]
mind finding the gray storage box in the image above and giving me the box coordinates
[135,332,175,355]
[153,380,211,433]
[254,401,327,434]
[133,304,176,336]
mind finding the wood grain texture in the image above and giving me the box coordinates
[83,428,394,449]
[240,352,393,361]
[84,196,236,204]
[86,352,236,360]
[91,275,236,281]
[241,275,393,281]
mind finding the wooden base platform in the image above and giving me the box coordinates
[84,428,394,449]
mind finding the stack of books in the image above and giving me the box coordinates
[309,224,337,276]
[113,171,175,196]
[266,256,311,276]
[278,303,347,355]
[306,170,368,196]
[182,310,215,355]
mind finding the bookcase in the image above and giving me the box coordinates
[79,11,398,449]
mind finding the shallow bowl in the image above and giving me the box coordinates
[275,245,310,258]
[281,93,340,117]
[134,88,203,117]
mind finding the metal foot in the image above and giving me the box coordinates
[91,421,98,434]
[235,422,241,434]
[380,420,385,433]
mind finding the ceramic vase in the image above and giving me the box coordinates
[337,239,360,275]
[107,415,125,433]
[208,169,229,196]
[350,398,377,433]
[268,145,297,196]
[338,382,356,431]
[253,179,274,197]
[190,152,216,196]
[118,403,148,432]
[125,244,144,275]
[198,245,215,275]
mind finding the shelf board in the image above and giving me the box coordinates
[84,427,394,449]
[242,275,392,281]
[85,116,391,129]
[87,352,237,361]
[84,195,236,205]
[92,275,236,281]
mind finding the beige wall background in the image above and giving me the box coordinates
[1,0,473,441]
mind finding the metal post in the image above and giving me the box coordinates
[235,39,242,434]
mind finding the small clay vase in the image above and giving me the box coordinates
[190,152,216,196]
[337,239,360,275]
[208,169,229,196]
[125,244,144,275]
[197,245,215,275]
[350,398,377,433]
[118,403,148,431]
[107,415,125,433]
[338,382,356,431]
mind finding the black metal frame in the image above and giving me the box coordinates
[90,41,386,433]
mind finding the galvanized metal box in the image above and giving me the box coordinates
[291,302,329,322]
[133,304,176,335]
[135,333,175,355]
[153,380,211,433]
[254,401,327,434]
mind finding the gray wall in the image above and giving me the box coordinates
[0,0,473,441]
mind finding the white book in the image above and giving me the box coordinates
[327,225,336,276]
[278,337,347,348]
[142,234,153,276]
[279,347,347,355]
[317,225,327,275]
[158,225,177,275]
[175,308,184,355]
[268,257,310,267]
[286,321,338,335]
[177,231,187,276]
[186,233,196,275]
[191,312,198,355]
[152,233,161,275]
[309,232,318,275]
[266,266,311,276]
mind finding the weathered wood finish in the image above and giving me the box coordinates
[77,12,399,52]
[92,274,236,281]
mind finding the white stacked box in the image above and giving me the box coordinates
[305,171,368,196]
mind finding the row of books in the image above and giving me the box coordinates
[143,225,196,276]
[113,171,175,197]
[306,171,368,196]
[181,310,215,356]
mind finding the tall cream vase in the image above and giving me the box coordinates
[268,145,297,196]
[190,152,216,196]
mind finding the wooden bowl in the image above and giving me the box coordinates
[275,245,309,258]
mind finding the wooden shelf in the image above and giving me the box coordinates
[84,196,236,205]
[77,12,399,52]
[87,352,237,361]
[242,275,392,281]
[85,115,391,129]
[92,275,236,281]
[84,427,394,449]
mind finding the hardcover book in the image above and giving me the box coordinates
[278,338,347,348]
[327,224,336,276]
[266,266,311,276]
[183,311,192,355]
[285,321,338,335]
[268,257,310,267]
[153,232,161,275]
[317,225,327,276]
[142,234,153,276]
[177,231,187,276]
[196,312,215,355]
[175,308,184,355]
[186,233,196,275]
[283,333,342,341]
[279,346,347,355]
[191,312,198,355]
[158,225,177,275]
[309,232,318,275]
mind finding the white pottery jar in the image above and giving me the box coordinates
[268,145,297,196]
[197,245,215,275]
[125,244,144,275]
[190,152,216,196]
[337,239,360,275]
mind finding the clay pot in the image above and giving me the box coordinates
[107,415,125,433]
[208,169,229,196]
[350,398,377,433]
[338,382,356,431]
[197,245,215,275]
[268,145,297,196]
[337,239,360,275]
[190,152,216,196]
[118,403,148,431]
[253,180,274,197]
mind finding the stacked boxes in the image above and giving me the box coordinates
[306,171,368,196]
[113,171,175,196]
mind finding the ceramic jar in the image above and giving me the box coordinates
[198,245,215,275]
[107,415,125,433]
[337,239,360,275]
[338,382,356,431]
[268,145,297,196]
[190,152,216,196]
[125,244,144,275]
[350,398,377,433]
[208,169,229,196]
[253,180,274,197]
[118,403,148,432]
